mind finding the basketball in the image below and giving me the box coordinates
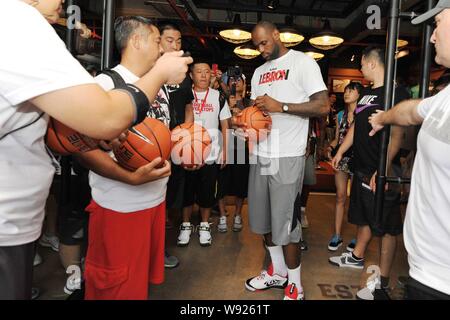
[46,118,99,156]
[234,106,272,142]
[114,117,172,171]
[171,123,212,168]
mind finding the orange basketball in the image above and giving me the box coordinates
[234,106,272,142]
[46,118,99,156]
[171,123,212,168]
[114,117,172,171]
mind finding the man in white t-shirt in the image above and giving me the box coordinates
[243,21,329,300]
[369,2,450,299]
[75,17,172,300]
[177,61,232,247]
[0,0,191,300]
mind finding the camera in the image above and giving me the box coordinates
[227,66,242,80]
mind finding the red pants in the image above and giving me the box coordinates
[84,200,165,300]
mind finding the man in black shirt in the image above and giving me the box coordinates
[329,47,410,300]
[160,24,194,268]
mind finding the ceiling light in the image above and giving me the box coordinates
[397,39,408,48]
[234,44,261,59]
[309,20,344,50]
[279,16,304,47]
[303,50,325,61]
[267,0,279,10]
[219,14,251,44]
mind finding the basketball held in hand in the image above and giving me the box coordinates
[171,123,212,168]
[46,118,99,156]
[114,117,172,171]
[233,106,272,143]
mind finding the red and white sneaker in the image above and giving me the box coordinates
[245,264,288,291]
[283,283,305,300]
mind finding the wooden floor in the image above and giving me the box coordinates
[34,192,409,300]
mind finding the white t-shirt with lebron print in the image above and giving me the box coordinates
[404,85,450,295]
[89,64,170,213]
[192,88,232,162]
[250,50,327,158]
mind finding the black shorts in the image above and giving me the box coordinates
[166,163,186,210]
[183,164,219,208]
[216,163,249,199]
[51,161,90,246]
[348,172,402,236]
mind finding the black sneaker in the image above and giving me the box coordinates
[329,252,364,269]
[328,235,343,251]
[346,239,356,252]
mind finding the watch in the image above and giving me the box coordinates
[282,104,289,113]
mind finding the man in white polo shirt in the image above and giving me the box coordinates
[0,0,191,300]
[369,1,450,299]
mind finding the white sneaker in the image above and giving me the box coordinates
[198,222,212,247]
[33,252,42,267]
[39,233,59,252]
[232,215,243,232]
[177,223,193,247]
[245,264,288,291]
[64,275,81,295]
[217,216,227,233]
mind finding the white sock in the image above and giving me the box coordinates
[287,264,303,292]
[182,222,191,227]
[267,246,287,277]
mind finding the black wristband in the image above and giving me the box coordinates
[116,84,150,126]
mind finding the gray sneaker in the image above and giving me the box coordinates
[164,251,179,268]
[329,252,364,269]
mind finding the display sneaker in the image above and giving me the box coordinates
[164,251,180,269]
[346,239,357,252]
[39,233,59,252]
[356,276,391,300]
[33,252,43,267]
[217,216,228,233]
[245,264,288,292]
[198,222,212,247]
[177,223,193,247]
[64,275,82,295]
[328,235,343,251]
[283,283,305,300]
[300,213,309,229]
[329,252,364,269]
[232,215,243,232]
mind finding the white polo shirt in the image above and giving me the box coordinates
[0,0,94,246]
[404,85,450,295]
[89,65,170,212]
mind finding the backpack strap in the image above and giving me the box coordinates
[100,69,127,88]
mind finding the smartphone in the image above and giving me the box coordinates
[212,64,218,74]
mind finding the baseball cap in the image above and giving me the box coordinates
[412,0,450,24]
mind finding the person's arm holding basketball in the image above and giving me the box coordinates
[254,90,330,118]
[331,124,354,170]
[185,103,194,123]
[32,52,192,140]
[75,150,171,186]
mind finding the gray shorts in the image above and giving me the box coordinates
[248,156,305,246]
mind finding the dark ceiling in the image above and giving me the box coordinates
[72,0,435,78]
